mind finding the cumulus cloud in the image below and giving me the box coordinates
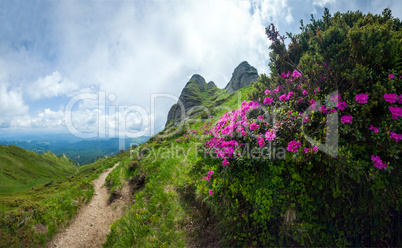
[2,0,402,134]
[0,83,28,120]
[28,71,78,100]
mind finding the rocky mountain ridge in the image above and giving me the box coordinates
[165,61,258,127]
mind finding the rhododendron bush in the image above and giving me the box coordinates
[194,8,402,247]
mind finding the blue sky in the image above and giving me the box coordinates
[0,0,401,138]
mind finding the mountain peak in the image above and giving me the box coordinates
[224,61,258,93]
[187,74,206,87]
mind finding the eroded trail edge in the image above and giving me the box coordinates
[48,163,130,248]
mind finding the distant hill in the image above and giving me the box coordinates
[0,137,149,165]
[0,145,77,193]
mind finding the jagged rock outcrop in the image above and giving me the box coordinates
[165,61,258,127]
[224,61,259,93]
[165,74,218,127]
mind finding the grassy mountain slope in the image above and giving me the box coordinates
[0,150,126,247]
[103,86,253,247]
[0,145,77,194]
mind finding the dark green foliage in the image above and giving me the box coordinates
[196,8,402,247]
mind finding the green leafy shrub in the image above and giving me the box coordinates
[195,8,402,247]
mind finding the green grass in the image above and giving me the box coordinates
[0,85,252,247]
[0,148,128,247]
[103,87,252,247]
[0,145,77,194]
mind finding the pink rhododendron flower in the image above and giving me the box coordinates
[265,129,276,141]
[292,70,302,78]
[273,85,281,93]
[202,170,214,181]
[304,146,318,153]
[258,115,263,120]
[389,73,395,80]
[279,94,289,101]
[314,87,320,94]
[390,132,402,142]
[287,140,301,153]
[222,159,230,167]
[249,122,259,131]
[209,189,213,195]
[287,91,294,98]
[341,115,353,124]
[309,99,317,109]
[369,125,379,133]
[384,93,398,103]
[281,71,290,78]
[389,106,402,119]
[303,90,308,95]
[399,95,402,104]
[303,114,309,122]
[257,137,265,147]
[263,97,273,105]
[336,101,348,111]
[264,89,271,95]
[319,105,329,114]
[371,155,387,169]
[355,93,369,104]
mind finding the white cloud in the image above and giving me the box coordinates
[28,71,78,100]
[4,0,402,135]
[51,1,270,102]
[286,8,295,23]
[312,0,336,7]
[0,83,28,120]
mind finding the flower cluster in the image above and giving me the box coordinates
[389,106,402,119]
[369,125,379,133]
[389,131,402,142]
[250,122,259,131]
[341,115,353,124]
[384,93,398,103]
[336,101,348,111]
[355,93,369,104]
[304,146,318,153]
[205,100,262,167]
[282,70,302,81]
[278,91,294,101]
[265,129,276,141]
[263,97,273,105]
[371,155,387,169]
[202,170,214,181]
[287,140,301,153]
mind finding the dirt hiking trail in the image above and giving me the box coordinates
[48,163,130,248]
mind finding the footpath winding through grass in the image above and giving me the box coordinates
[48,162,131,247]
[0,152,126,247]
